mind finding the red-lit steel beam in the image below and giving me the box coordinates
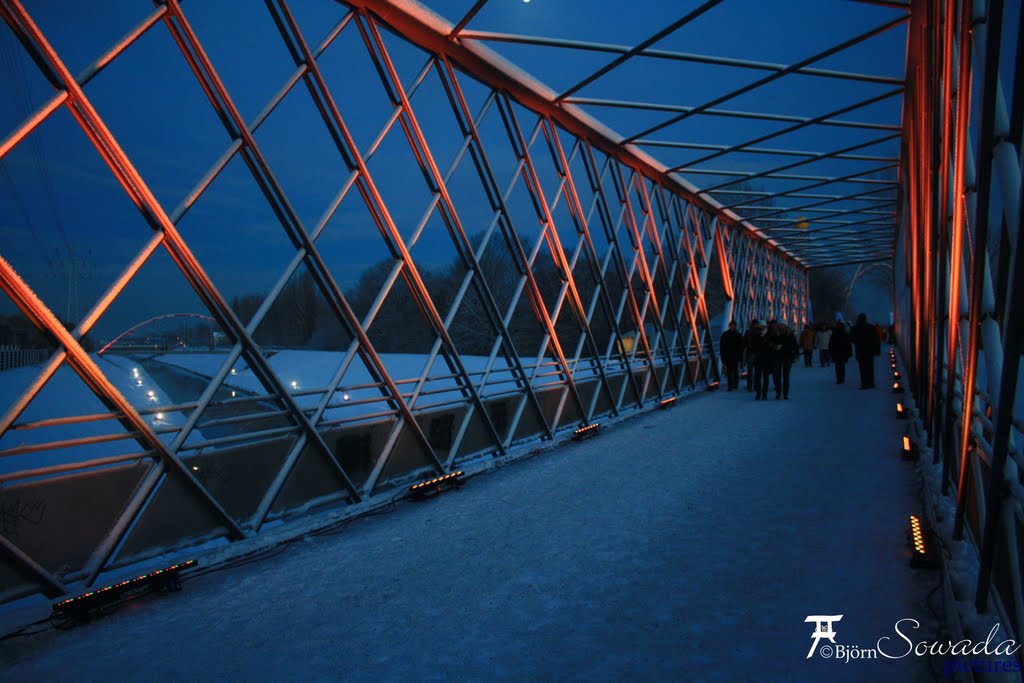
[919,0,935,429]
[928,0,955,455]
[955,0,1003,544]
[349,0,805,268]
[941,0,972,492]
[0,3,249,572]
[542,119,630,408]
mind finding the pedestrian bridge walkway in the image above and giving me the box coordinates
[0,362,936,681]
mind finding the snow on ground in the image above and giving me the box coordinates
[0,355,184,474]
[156,350,626,416]
[0,349,654,477]
[0,361,939,681]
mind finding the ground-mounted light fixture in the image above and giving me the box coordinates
[53,560,197,619]
[908,515,940,569]
[902,435,919,461]
[573,423,600,440]
[409,470,464,500]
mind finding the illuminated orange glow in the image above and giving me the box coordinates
[410,471,464,491]
[903,436,911,451]
[909,516,926,554]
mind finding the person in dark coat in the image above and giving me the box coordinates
[743,318,759,392]
[752,321,774,400]
[828,320,853,384]
[771,322,799,399]
[850,313,881,388]
[762,320,782,398]
[719,321,744,391]
[798,324,816,367]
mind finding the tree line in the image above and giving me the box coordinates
[230,231,713,359]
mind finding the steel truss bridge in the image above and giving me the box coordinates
[0,0,1021,647]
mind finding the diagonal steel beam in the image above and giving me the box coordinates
[541,120,623,412]
[162,0,380,498]
[737,184,898,221]
[0,2,254,587]
[718,163,899,211]
[348,0,804,267]
[757,202,898,231]
[462,30,904,85]
[806,255,892,268]
[671,87,905,171]
[624,15,910,142]
[356,9,512,448]
[570,97,902,132]
[449,0,486,38]
[697,133,903,192]
[0,532,68,599]
[633,138,899,163]
[556,0,723,101]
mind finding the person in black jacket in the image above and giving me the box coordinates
[828,320,853,384]
[771,322,799,399]
[850,313,881,388]
[752,321,774,400]
[743,318,759,392]
[719,321,744,390]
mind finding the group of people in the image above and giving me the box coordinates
[719,319,798,400]
[718,313,887,399]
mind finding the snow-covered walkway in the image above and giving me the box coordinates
[2,361,937,681]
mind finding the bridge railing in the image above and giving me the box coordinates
[0,345,48,371]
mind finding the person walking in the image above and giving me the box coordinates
[816,323,832,367]
[763,320,784,399]
[828,321,852,384]
[798,324,816,367]
[750,321,771,400]
[743,318,759,392]
[773,322,799,399]
[719,321,744,391]
[850,313,881,388]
